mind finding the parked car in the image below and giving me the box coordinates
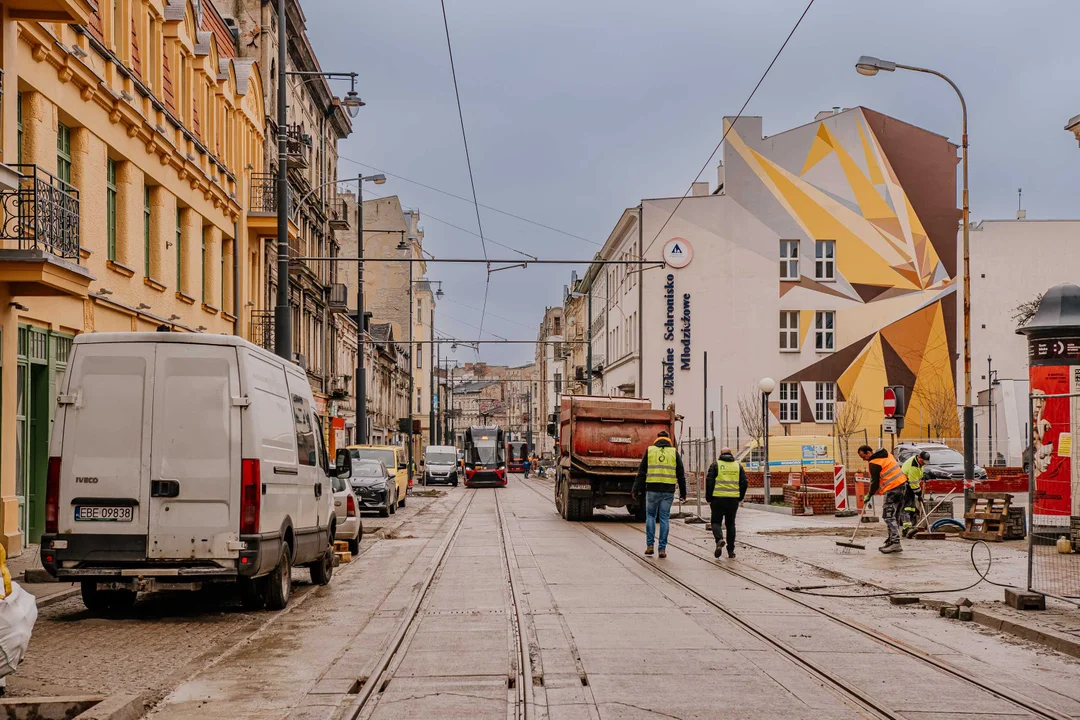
[41,333,335,613]
[330,474,363,554]
[338,455,397,517]
[894,442,988,480]
[423,445,459,486]
[347,445,408,509]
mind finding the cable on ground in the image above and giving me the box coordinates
[786,540,1016,599]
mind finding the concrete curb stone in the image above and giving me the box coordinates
[72,694,144,720]
[970,607,1080,660]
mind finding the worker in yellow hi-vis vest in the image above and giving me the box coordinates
[706,447,748,559]
[631,431,686,559]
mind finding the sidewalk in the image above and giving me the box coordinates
[5,545,78,607]
[673,498,1080,659]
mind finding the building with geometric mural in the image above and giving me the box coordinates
[587,106,960,451]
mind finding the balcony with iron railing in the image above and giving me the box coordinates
[329,197,350,230]
[285,124,310,170]
[0,165,81,260]
[249,309,274,351]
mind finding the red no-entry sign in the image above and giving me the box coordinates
[883,387,897,417]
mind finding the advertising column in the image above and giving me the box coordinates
[1019,283,1080,536]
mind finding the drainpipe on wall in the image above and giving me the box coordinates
[637,204,644,400]
[233,219,240,336]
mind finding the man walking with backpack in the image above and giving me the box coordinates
[706,447,748,559]
[632,431,687,558]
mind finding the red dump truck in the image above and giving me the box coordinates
[555,395,675,521]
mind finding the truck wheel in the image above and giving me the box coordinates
[239,577,265,610]
[265,545,293,611]
[309,544,334,586]
[556,478,569,519]
[576,498,594,521]
[628,504,646,522]
[81,582,136,612]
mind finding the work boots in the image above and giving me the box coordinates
[714,541,723,559]
[879,540,903,554]
[645,546,654,556]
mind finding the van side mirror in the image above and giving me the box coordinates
[335,449,351,477]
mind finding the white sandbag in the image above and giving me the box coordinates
[0,582,37,677]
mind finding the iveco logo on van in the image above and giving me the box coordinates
[75,476,99,484]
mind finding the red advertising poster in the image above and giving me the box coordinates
[1030,365,1072,519]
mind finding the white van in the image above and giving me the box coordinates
[41,333,335,611]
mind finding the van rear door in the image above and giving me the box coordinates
[147,343,241,560]
[59,344,155,541]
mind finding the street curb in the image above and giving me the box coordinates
[919,597,1080,659]
[72,694,143,720]
[34,586,80,608]
[970,607,1080,660]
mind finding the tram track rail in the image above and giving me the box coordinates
[341,489,477,719]
[517,474,1071,720]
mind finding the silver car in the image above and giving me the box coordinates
[330,474,363,555]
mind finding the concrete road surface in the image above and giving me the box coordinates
[10,478,1080,719]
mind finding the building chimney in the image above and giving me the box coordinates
[691,182,709,197]
[716,161,725,191]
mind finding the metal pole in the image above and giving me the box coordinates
[407,232,414,488]
[430,307,436,445]
[988,356,993,466]
[273,0,290,359]
[586,290,593,395]
[700,350,707,521]
[762,391,771,506]
[1026,393,1035,593]
[961,93,973,509]
[356,175,367,444]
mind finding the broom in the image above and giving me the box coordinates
[836,499,868,551]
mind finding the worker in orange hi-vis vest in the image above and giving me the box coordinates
[857,444,908,554]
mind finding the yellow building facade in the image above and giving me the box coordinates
[0,0,265,552]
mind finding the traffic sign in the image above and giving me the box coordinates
[884,387,897,417]
[882,417,897,434]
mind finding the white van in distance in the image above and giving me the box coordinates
[41,333,336,611]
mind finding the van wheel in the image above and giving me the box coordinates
[265,545,292,610]
[398,492,406,508]
[81,582,136,612]
[309,544,333,586]
[239,577,265,610]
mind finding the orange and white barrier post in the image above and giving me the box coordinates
[833,465,847,511]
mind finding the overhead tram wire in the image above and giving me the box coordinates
[338,156,602,247]
[439,0,492,347]
[640,0,818,259]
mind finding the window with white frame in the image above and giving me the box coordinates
[780,239,799,280]
[815,240,835,281]
[779,311,799,351]
[779,382,799,422]
[815,382,835,422]
[815,311,835,352]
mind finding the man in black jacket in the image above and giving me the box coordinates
[631,431,686,558]
[706,447,748,559]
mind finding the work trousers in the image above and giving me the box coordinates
[882,485,907,544]
[901,486,921,530]
[710,498,739,550]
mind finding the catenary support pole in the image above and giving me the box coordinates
[273,0,290,360]
[356,175,367,444]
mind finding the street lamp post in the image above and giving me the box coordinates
[353,174,386,445]
[759,377,775,505]
[272,0,362,360]
[855,54,974,506]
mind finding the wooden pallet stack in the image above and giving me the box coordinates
[962,492,1011,541]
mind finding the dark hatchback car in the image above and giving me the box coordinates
[348,459,397,517]
[894,442,988,480]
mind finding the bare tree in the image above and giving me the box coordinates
[832,393,866,468]
[738,390,766,451]
[922,375,960,439]
[1012,293,1043,330]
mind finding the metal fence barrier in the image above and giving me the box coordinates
[1026,389,1080,606]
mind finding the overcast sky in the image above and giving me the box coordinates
[305,0,1080,366]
